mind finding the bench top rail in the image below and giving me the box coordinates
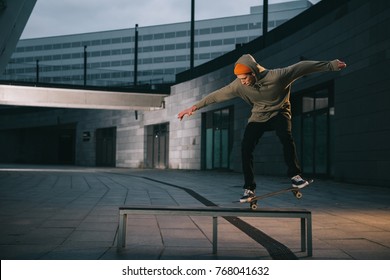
[119,205,311,218]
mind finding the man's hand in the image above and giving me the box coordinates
[337,59,347,69]
[178,105,197,121]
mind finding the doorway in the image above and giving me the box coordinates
[146,123,169,168]
[96,127,116,167]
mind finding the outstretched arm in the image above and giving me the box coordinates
[282,59,347,83]
[177,82,239,121]
[178,105,197,121]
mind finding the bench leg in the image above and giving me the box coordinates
[300,216,313,257]
[307,215,312,257]
[117,213,127,248]
[212,216,218,254]
[300,218,306,252]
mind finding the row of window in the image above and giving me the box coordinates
[5,52,225,75]
[10,36,253,64]
[15,20,290,53]
[6,68,180,83]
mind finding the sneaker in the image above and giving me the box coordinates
[291,175,309,189]
[240,189,255,203]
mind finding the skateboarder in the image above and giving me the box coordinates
[178,54,347,202]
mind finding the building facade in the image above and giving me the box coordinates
[1,1,311,87]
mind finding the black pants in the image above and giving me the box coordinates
[241,113,301,190]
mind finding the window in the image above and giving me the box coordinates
[211,27,223,33]
[153,57,164,63]
[165,32,175,38]
[176,31,187,37]
[236,24,248,31]
[153,45,164,51]
[122,37,132,43]
[211,40,222,46]
[142,58,152,64]
[122,48,132,54]
[291,84,334,177]
[154,33,164,39]
[142,34,153,41]
[91,51,100,57]
[142,46,153,52]
[122,60,132,66]
[164,68,175,74]
[165,44,175,50]
[199,41,210,47]
[176,43,186,49]
[111,38,121,44]
[176,55,186,61]
[91,62,100,68]
[224,25,235,32]
[199,53,210,60]
[199,28,210,35]
[249,22,261,29]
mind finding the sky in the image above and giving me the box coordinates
[21,0,320,39]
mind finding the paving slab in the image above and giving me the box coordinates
[0,164,389,260]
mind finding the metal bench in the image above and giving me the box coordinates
[117,205,312,257]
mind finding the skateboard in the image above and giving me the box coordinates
[244,179,313,210]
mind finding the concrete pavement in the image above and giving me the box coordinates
[0,165,389,260]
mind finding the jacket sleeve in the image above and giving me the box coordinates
[194,81,239,109]
[281,60,340,84]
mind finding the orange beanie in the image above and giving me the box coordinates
[234,63,252,75]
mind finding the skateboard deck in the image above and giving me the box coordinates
[244,179,313,210]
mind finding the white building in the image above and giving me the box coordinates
[2,1,312,87]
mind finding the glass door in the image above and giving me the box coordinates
[203,107,232,170]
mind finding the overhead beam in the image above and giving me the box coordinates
[0,84,167,111]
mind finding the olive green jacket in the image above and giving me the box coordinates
[194,54,340,122]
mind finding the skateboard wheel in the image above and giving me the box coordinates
[251,204,258,210]
[295,192,303,199]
